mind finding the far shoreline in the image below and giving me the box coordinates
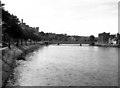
[50,42,120,48]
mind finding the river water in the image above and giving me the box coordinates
[12,44,118,86]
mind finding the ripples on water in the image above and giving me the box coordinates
[13,44,118,86]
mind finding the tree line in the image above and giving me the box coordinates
[2,8,41,48]
[2,3,97,48]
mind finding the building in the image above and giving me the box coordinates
[109,34,117,45]
[98,32,110,44]
[21,19,39,33]
[35,27,39,33]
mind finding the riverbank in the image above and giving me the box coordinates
[94,43,120,48]
[1,44,42,88]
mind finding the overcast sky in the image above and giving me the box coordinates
[2,0,119,37]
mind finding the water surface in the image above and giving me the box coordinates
[13,44,118,86]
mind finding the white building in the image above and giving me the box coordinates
[109,38,117,45]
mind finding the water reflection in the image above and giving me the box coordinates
[13,44,118,86]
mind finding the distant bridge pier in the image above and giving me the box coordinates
[57,43,60,45]
[89,42,95,46]
[44,41,49,45]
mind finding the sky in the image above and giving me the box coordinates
[2,0,119,37]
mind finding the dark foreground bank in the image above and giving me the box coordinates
[1,44,42,88]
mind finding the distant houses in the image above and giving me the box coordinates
[98,32,110,44]
[97,32,120,46]
[109,34,117,45]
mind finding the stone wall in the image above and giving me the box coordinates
[1,44,40,88]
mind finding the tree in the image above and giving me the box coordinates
[2,8,24,47]
[89,35,95,46]
[2,5,42,47]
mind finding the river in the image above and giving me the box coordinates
[11,44,118,86]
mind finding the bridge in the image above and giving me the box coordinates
[41,41,95,46]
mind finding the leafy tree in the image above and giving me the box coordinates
[89,35,95,45]
[3,9,22,47]
[89,35,95,42]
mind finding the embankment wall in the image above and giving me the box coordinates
[1,44,41,87]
